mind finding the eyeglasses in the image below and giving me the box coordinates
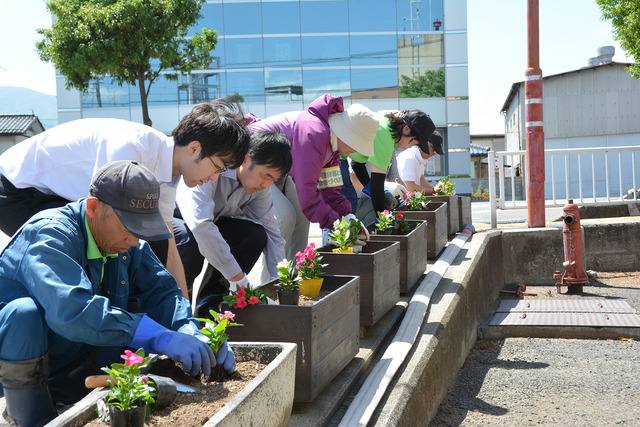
[208,157,228,175]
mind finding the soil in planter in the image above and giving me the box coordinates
[298,288,332,306]
[83,358,267,427]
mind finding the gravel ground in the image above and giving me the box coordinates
[430,271,640,427]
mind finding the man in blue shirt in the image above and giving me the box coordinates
[0,160,235,426]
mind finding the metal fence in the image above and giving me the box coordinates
[488,146,640,227]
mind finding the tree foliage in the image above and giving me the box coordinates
[36,0,218,125]
[399,69,445,98]
[596,0,640,79]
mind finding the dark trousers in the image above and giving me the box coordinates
[339,158,358,213]
[173,215,267,299]
[0,174,69,237]
[0,173,168,264]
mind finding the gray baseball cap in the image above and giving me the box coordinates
[89,160,172,241]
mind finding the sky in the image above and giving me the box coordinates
[0,0,632,135]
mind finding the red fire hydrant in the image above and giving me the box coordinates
[553,199,588,294]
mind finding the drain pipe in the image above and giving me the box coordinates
[338,224,475,426]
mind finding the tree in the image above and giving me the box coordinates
[596,0,640,79]
[36,0,218,126]
[399,69,445,98]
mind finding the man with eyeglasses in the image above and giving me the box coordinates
[396,131,444,195]
[0,99,250,299]
[343,109,438,217]
[172,131,292,314]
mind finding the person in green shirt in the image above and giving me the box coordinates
[346,109,438,215]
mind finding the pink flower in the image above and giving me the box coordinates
[222,311,235,322]
[140,376,149,384]
[236,286,246,298]
[121,349,143,366]
[396,210,404,219]
[305,248,316,260]
[234,296,247,309]
[249,296,259,305]
[382,210,390,216]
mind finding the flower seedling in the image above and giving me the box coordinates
[376,210,395,232]
[198,310,242,356]
[98,348,156,419]
[275,259,300,290]
[404,190,429,210]
[394,210,412,234]
[295,243,327,280]
[223,285,267,309]
[328,217,365,251]
[434,177,456,196]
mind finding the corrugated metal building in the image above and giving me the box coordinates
[500,60,640,199]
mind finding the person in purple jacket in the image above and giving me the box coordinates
[249,94,378,261]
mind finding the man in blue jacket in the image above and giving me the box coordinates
[0,160,235,426]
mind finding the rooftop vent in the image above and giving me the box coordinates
[597,46,615,64]
[587,57,601,67]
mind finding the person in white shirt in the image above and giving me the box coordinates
[173,131,292,313]
[0,99,250,299]
[396,131,444,195]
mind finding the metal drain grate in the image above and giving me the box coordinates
[489,299,640,327]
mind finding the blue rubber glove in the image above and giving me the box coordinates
[131,315,216,377]
[361,182,371,198]
[216,341,236,373]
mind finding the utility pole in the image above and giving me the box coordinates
[526,0,545,227]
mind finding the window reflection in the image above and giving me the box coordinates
[396,0,444,32]
[80,0,452,110]
[350,68,398,99]
[189,3,223,38]
[397,34,444,65]
[350,35,397,67]
[398,67,444,98]
[82,78,129,108]
[225,38,263,68]
[264,37,301,67]
[225,71,265,103]
[223,2,261,36]
[302,36,349,67]
[349,0,395,32]
[263,2,300,34]
[178,69,224,104]
[265,69,303,102]
[302,69,350,102]
[300,0,348,33]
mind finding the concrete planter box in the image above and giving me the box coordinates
[397,202,447,259]
[367,220,428,294]
[226,274,360,402]
[43,342,297,427]
[317,241,400,326]
[426,195,460,235]
[458,196,472,230]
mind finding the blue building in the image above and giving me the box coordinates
[55,0,471,193]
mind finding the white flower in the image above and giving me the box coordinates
[276,259,289,270]
[96,398,109,422]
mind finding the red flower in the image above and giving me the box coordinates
[234,296,247,309]
[249,296,259,305]
[396,210,404,219]
[236,285,246,298]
